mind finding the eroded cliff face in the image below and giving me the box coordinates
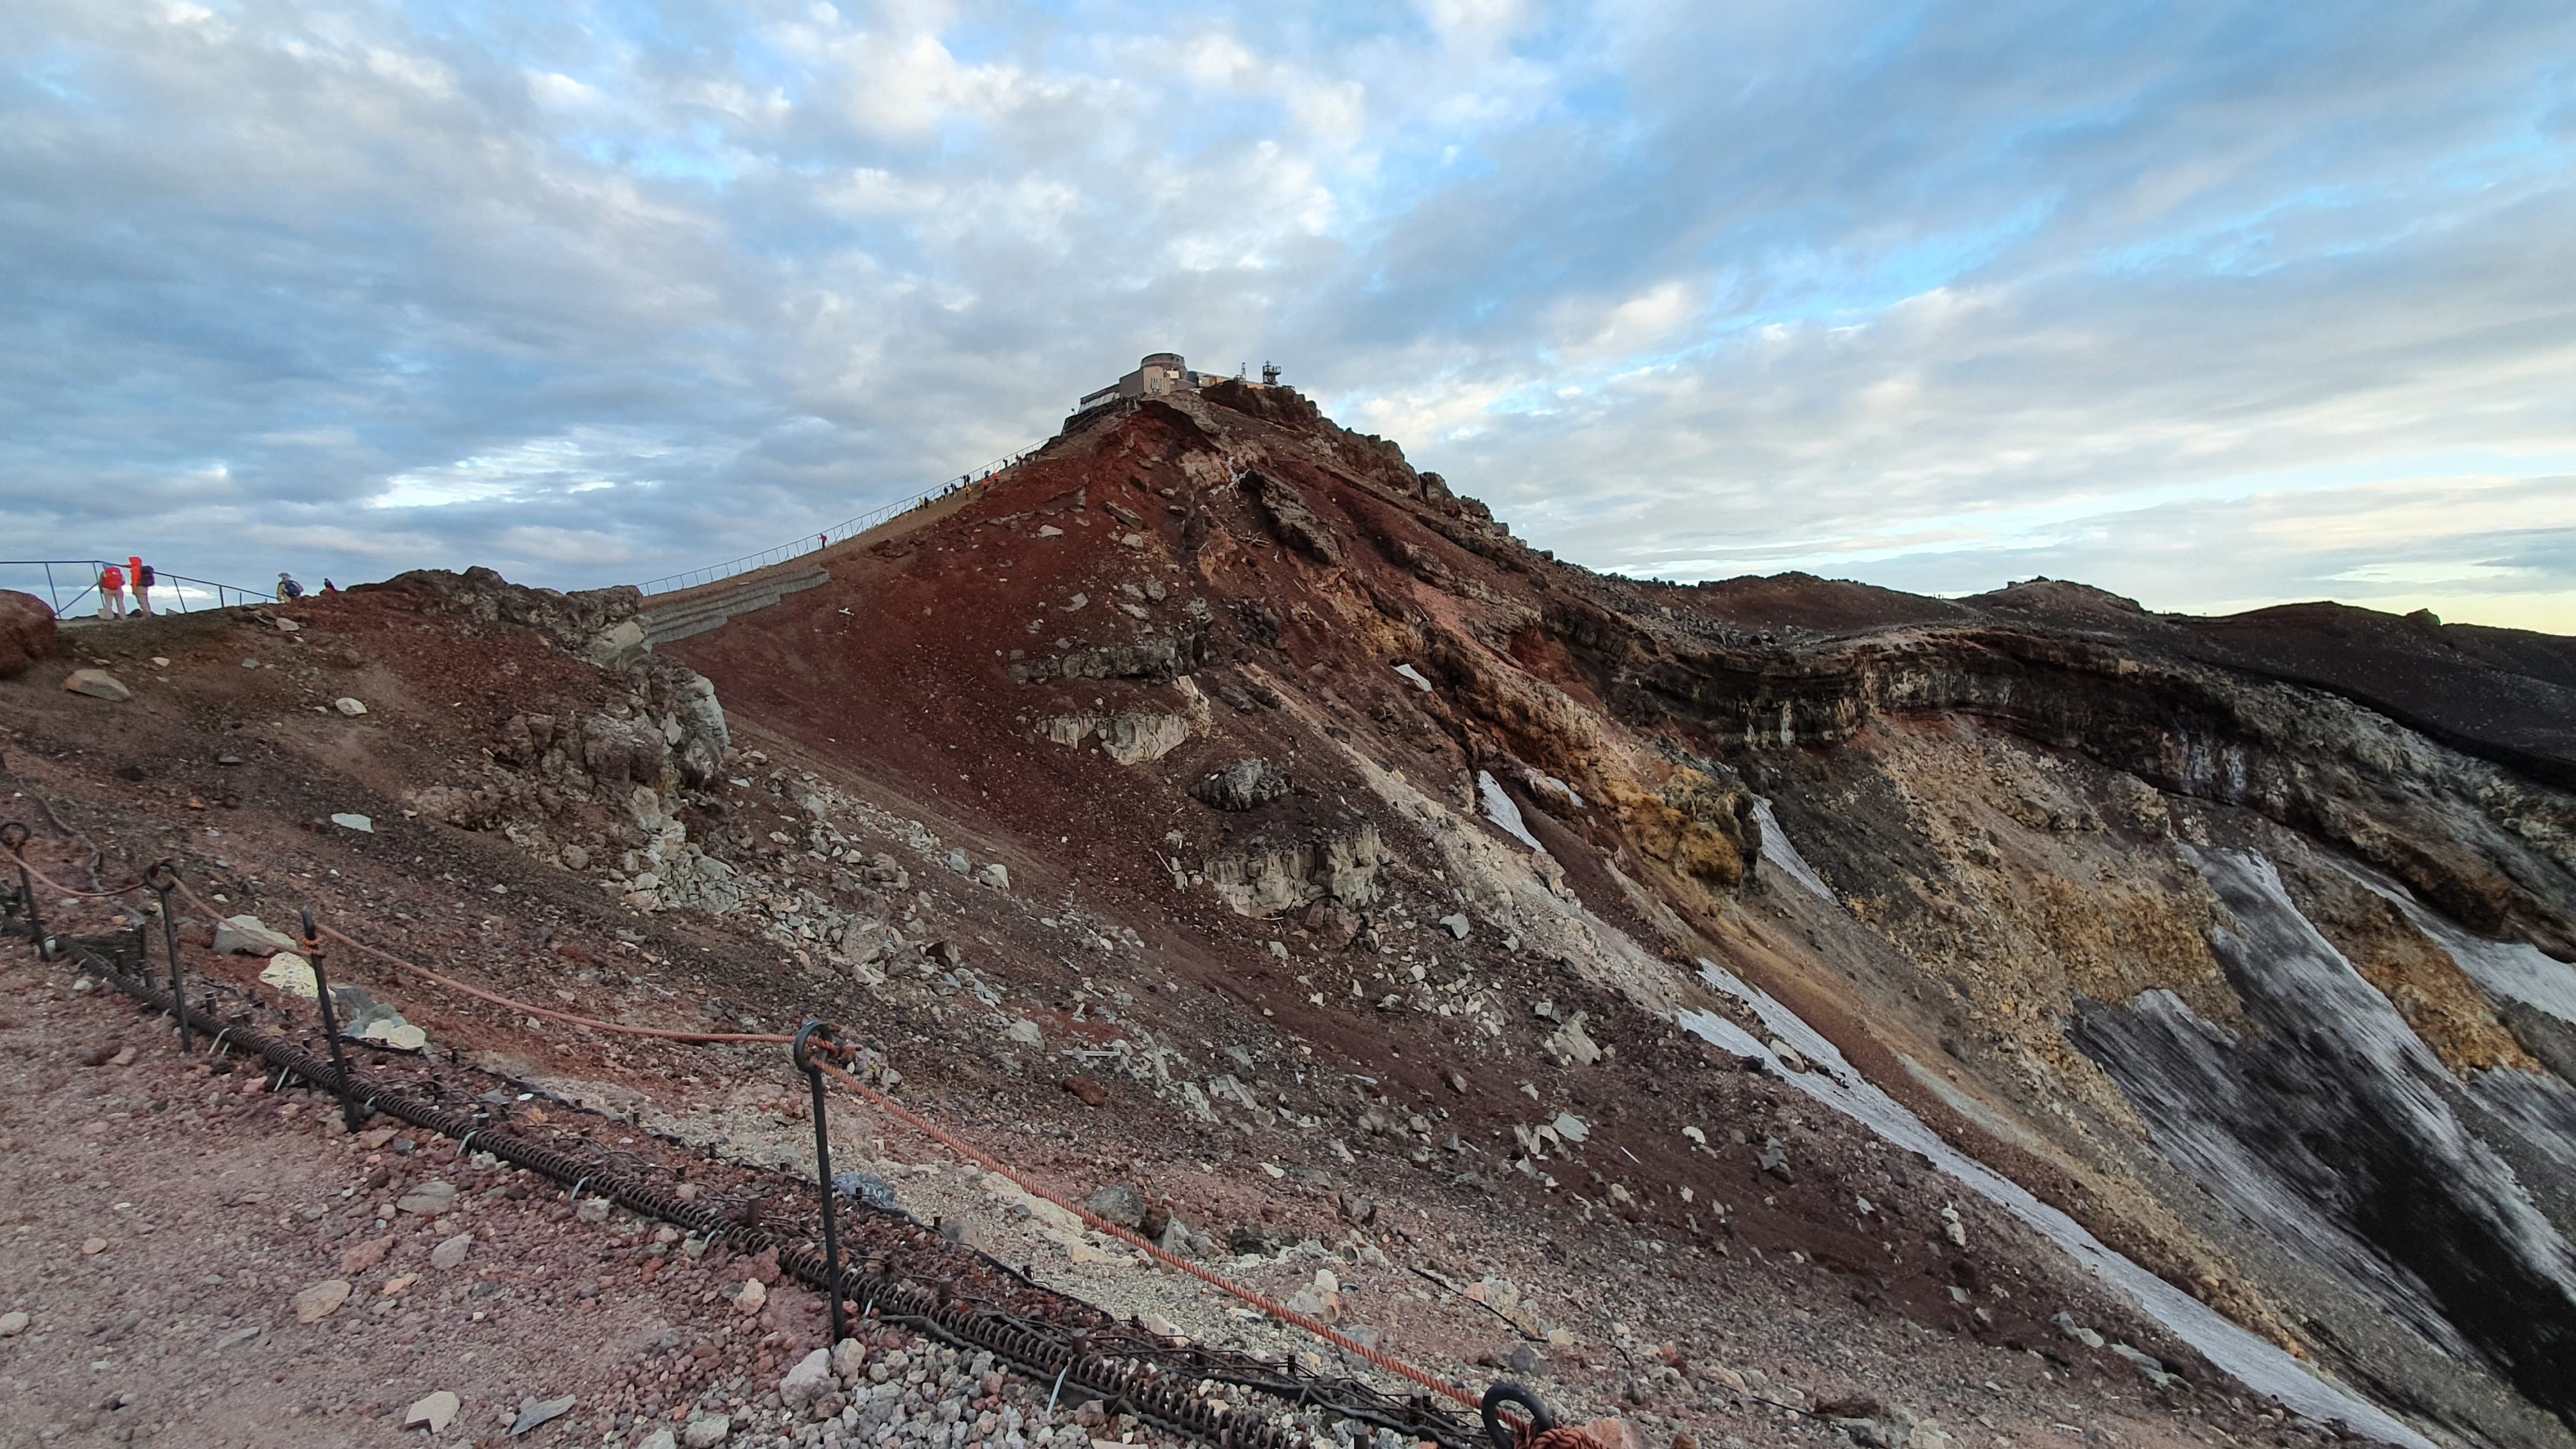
[650,385,2576,1446]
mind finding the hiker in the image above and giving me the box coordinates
[96,562,126,620]
[277,572,304,601]
[321,578,339,595]
[127,556,155,616]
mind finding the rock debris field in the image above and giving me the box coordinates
[0,910,2292,1449]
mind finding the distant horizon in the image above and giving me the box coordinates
[6,2,2571,635]
[15,397,2576,640]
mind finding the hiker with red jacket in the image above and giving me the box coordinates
[127,556,155,615]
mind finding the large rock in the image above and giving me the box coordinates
[257,953,318,998]
[378,565,642,660]
[1245,472,1345,565]
[1542,1013,1602,1066]
[508,1396,576,1436]
[779,1347,834,1409]
[1189,760,1288,811]
[1620,765,1756,890]
[291,1278,351,1323]
[384,569,732,855]
[1041,711,1193,765]
[61,669,131,702]
[215,915,300,956]
[1204,820,1386,916]
[404,1391,460,1432]
[396,1179,457,1215]
[1082,1183,1147,1227]
[1,593,57,678]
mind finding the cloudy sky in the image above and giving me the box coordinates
[6,1,2574,631]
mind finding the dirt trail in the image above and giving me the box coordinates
[0,948,720,1447]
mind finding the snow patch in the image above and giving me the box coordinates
[1391,663,1432,693]
[1476,770,1546,854]
[1750,797,1834,901]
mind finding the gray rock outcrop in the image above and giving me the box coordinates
[1041,712,1192,765]
[1188,760,1288,811]
[1204,820,1386,916]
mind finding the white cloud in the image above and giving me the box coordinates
[0,0,2567,636]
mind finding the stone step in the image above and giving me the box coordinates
[641,568,827,647]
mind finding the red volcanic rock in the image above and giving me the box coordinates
[0,591,56,678]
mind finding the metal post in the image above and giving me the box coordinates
[144,862,189,1053]
[302,908,364,1131]
[2,822,44,958]
[793,1018,848,1346]
[0,822,21,936]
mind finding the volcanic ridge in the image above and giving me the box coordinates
[4,381,2575,1449]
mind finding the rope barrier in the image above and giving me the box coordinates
[815,1058,1489,1415]
[0,846,786,1045]
[27,925,1359,1449]
[2,836,1515,1427]
[13,861,146,900]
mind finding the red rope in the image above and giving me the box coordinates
[6,854,147,900]
[164,870,796,1045]
[815,1058,1485,1413]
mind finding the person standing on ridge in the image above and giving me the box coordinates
[96,562,126,620]
[277,572,304,601]
[127,556,154,615]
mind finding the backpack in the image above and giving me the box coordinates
[136,564,156,588]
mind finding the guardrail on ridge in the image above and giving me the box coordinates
[3,561,275,620]
[633,444,1042,597]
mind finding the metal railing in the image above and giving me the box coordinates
[154,572,277,612]
[634,445,1042,597]
[3,560,275,620]
[1,560,109,618]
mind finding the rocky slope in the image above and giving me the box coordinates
[658,383,2576,1447]
[4,381,2573,1449]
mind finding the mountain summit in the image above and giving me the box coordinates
[6,382,2574,1448]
